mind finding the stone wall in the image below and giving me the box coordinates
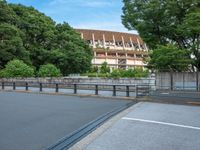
[0,77,155,85]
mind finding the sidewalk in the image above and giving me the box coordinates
[70,102,200,150]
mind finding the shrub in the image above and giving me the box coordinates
[100,62,110,73]
[81,72,109,77]
[110,69,121,78]
[38,64,62,77]
[1,59,34,77]
[110,68,149,78]
[82,68,149,78]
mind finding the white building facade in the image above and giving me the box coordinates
[76,29,148,71]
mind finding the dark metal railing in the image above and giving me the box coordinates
[0,81,150,98]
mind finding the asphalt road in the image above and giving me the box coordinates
[0,92,131,150]
[85,102,200,150]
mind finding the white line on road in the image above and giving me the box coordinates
[122,117,200,130]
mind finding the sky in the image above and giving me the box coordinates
[7,0,137,34]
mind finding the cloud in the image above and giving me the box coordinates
[22,0,138,34]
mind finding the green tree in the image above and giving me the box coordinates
[49,23,92,75]
[0,23,30,68]
[122,0,200,70]
[90,66,99,73]
[38,64,61,77]
[0,0,19,25]
[0,1,92,75]
[1,59,34,77]
[110,69,121,78]
[148,45,191,71]
[100,62,110,73]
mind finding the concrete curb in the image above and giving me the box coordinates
[68,102,143,150]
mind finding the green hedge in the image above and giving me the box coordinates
[82,68,149,78]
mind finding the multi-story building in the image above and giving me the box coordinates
[76,29,148,71]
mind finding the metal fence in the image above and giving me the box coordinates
[0,81,150,98]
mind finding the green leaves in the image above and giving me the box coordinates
[38,64,61,77]
[122,0,200,70]
[100,62,110,74]
[0,59,34,77]
[0,1,92,75]
[148,45,191,71]
[0,23,30,68]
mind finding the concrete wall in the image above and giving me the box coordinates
[156,72,200,90]
[0,77,155,86]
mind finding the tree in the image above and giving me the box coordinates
[49,23,92,75]
[0,1,92,75]
[148,45,191,72]
[0,23,30,69]
[100,62,110,73]
[38,64,61,77]
[122,0,200,70]
[1,59,34,77]
[0,0,19,25]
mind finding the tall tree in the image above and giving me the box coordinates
[148,44,191,71]
[122,0,200,71]
[0,0,92,75]
[48,23,92,75]
[0,23,30,68]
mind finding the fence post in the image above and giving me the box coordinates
[74,84,77,94]
[13,82,16,90]
[113,85,116,96]
[196,72,199,91]
[40,83,42,92]
[170,72,173,91]
[183,73,185,90]
[55,83,59,93]
[95,85,98,95]
[136,85,138,97]
[148,84,150,96]
[25,82,28,91]
[126,86,130,97]
[2,82,4,90]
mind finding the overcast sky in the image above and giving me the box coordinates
[7,0,138,34]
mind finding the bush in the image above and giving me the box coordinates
[133,68,149,78]
[110,69,121,78]
[90,66,99,73]
[1,59,34,77]
[81,72,109,77]
[0,69,6,78]
[38,64,61,77]
[100,62,110,73]
[82,68,149,78]
[110,68,149,78]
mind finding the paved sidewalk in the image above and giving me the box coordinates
[75,102,200,150]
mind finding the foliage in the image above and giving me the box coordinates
[110,69,121,78]
[82,68,149,78]
[148,45,191,72]
[0,0,92,75]
[38,64,61,77]
[81,72,109,78]
[0,23,30,69]
[100,62,110,73]
[111,68,149,78]
[0,59,34,77]
[122,0,200,70]
[90,66,99,73]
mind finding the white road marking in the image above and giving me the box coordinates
[122,117,200,130]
